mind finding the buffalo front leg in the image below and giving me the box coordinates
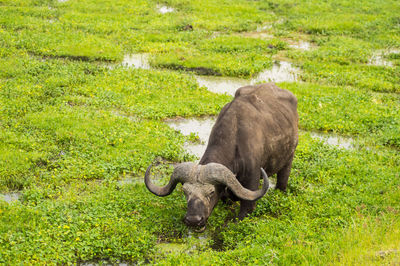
[276,156,294,191]
[238,200,256,220]
[237,168,261,220]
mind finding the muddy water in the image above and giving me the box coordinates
[1,192,21,203]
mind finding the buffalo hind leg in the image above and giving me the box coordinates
[276,156,294,191]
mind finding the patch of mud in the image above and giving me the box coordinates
[368,49,400,67]
[310,132,355,150]
[0,192,21,203]
[165,117,216,159]
[157,5,174,14]
[121,54,151,69]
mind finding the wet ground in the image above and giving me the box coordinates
[165,117,215,159]
[310,132,355,150]
[121,54,151,69]
[119,52,356,160]
[195,61,299,96]
[115,51,357,254]
[119,53,300,96]
[288,40,313,51]
[368,49,400,67]
[0,192,21,203]
[157,5,174,14]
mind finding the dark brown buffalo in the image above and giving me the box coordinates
[145,83,298,229]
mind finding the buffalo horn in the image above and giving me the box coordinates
[144,164,184,197]
[220,167,269,201]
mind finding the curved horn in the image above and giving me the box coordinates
[216,166,269,201]
[144,163,193,197]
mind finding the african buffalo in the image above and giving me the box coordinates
[145,83,298,229]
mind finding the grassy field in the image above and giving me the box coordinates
[1,0,399,264]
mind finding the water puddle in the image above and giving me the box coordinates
[288,40,313,51]
[0,192,21,203]
[165,117,216,159]
[116,53,300,95]
[253,61,299,84]
[256,24,272,31]
[309,132,355,150]
[157,5,174,14]
[368,49,400,67]
[157,229,211,254]
[196,61,300,96]
[195,76,249,96]
[121,54,151,69]
[240,31,274,39]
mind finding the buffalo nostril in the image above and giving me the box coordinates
[184,215,203,226]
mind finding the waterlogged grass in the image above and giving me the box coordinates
[1,135,399,264]
[152,36,286,77]
[281,82,400,148]
[0,0,399,264]
[155,135,400,264]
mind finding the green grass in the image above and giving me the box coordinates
[0,0,399,264]
[281,82,400,148]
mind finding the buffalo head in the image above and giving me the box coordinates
[144,162,269,229]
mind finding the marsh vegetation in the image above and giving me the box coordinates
[1,0,399,264]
